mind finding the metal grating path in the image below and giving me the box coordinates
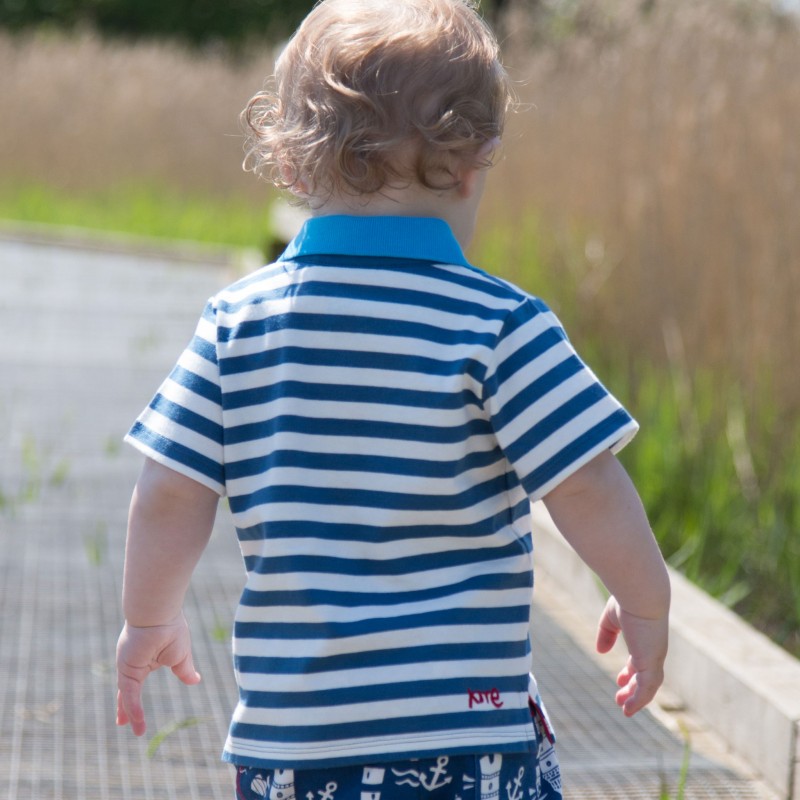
[0,236,776,799]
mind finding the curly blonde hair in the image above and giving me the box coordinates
[242,0,511,198]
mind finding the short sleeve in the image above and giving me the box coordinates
[124,299,226,496]
[483,297,638,501]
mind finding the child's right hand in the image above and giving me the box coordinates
[595,596,668,717]
[116,613,201,736]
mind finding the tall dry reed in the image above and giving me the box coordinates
[489,0,800,417]
[0,30,275,197]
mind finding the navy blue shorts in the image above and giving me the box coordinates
[234,719,562,800]
[235,749,561,800]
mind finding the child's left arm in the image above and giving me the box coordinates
[116,458,219,736]
[542,450,671,717]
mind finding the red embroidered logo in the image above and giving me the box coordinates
[468,688,504,709]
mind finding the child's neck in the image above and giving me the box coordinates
[307,180,483,250]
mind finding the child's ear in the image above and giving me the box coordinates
[476,136,502,165]
[456,167,479,199]
[456,137,501,199]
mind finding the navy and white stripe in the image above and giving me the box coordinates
[125,215,637,769]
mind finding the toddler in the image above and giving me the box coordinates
[116,2,670,798]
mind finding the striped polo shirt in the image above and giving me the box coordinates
[125,214,637,769]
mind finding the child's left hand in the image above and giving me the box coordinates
[116,613,201,736]
[595,596,668,717]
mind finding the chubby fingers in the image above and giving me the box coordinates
[615,659,663,717]
[117,676,147,736]
[596,615,621,654]
[596,596,668,716]
[171,650,202,686]
[595,597,622,654]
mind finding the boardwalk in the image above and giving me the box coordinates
[0,233,775,799]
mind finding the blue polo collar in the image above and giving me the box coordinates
[278,215,471,268]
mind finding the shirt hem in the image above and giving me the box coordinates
[222,736,537,770]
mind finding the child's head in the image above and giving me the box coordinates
[243,0,511,202]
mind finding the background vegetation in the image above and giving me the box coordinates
[1,0,798,655]
[0,0,315,46]
[0,0,512,46]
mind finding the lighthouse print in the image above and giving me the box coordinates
[538,743,561,795]
[270,769,296,800]
[361,766,386,800]
[479,755,502,800]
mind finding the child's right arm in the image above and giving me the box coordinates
[542,449,670,717]
[116,458,219,735]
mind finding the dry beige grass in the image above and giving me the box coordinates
[1,4,798,407]
[0,30,275,197]
[490,0,800,410]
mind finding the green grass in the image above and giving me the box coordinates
[146,716,210,758]
[626,369,800,653]
[84,523,108,567]
[210,614,231,643]
[0,182,276,252]
[659,725,692,799]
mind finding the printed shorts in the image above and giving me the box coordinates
[235,705,562,800]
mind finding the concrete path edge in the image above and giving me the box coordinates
[531,502,800,800]
[0,219,263,273]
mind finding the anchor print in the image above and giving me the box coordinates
[306,782,337,800]
[392,756,452,791]
[506,767,524,800]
